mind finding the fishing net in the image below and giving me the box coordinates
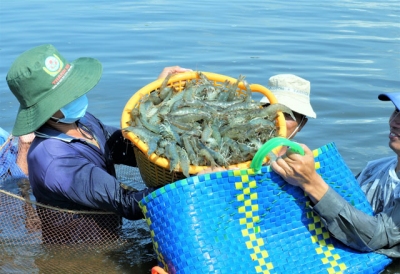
[0,133,156,274]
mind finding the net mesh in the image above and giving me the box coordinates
[0,135,156,273]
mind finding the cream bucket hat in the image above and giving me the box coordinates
[260,74,316,118]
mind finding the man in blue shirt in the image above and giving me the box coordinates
[6,44,190,243]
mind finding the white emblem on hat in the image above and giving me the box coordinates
[43,54,64,76]
[45,56,60,72]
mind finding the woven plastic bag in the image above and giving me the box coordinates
[0,128,25,181]
[140,142,392,274]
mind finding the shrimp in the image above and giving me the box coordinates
[177,146,190,178]
[198,149,217,169]
[261,103,295,121]
[197,141,229,168]
[123,126,161,156]
[201,121,213,143]
[167,107,212,124]
[165,143,180,172]
[128,72,282,171]
[182,135,199,166]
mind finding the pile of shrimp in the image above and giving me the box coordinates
[125,72,294,177]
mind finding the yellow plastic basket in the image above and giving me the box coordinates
[121,71,286,187]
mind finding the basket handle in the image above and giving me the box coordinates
[250,137,305,173]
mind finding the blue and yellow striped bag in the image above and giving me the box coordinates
[140,142,392,273]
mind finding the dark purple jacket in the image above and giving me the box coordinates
[28,112,152,220]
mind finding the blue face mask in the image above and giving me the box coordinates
[53,95,88,124]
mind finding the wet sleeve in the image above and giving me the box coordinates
[311,187,400,254]
[45,156,151,220]
[105,128,137,167]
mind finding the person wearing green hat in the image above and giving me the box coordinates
[6,44,191,243]
[271,92,400,258]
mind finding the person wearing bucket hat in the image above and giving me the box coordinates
[6,44,191,240]
[271,92,400,257]
[260,74,316,139]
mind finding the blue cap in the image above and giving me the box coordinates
[378,93,400,110]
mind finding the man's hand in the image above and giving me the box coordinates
[270,143,329,203]
[157,66,192,79]
[152,266,168,274]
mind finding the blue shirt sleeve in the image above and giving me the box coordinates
[88,115,137,167]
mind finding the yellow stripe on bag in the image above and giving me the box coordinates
[234,169,274,274]
[307,148,347,273]
[141,205,168,272]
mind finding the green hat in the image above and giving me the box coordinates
[6,44,103,136]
